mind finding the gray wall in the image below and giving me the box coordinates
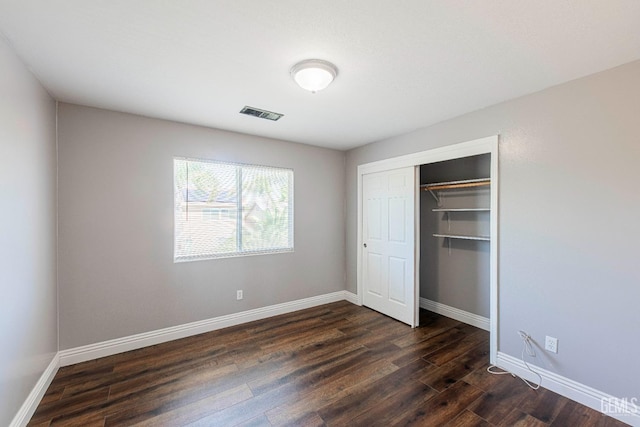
[420,155,490,317]
[346,60,640,399]
[57,104,346,349]
[0,37,58,425]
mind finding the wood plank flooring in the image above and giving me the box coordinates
[28,301,628,426]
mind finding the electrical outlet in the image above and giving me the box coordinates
[236,290,243,300]
[545,336,558,353]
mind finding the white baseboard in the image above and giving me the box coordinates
[59,290,352,367]
[497,352,640,427]
[419,297,490,331]
[343,290,359,305]
[9,353,60,427]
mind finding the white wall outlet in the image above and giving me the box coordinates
[545,336,558,353]
[236,290,243,300]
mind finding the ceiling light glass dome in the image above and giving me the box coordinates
[291,59,338,93]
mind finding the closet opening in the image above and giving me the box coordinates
[419,154,491,332]
[356,135,498,362]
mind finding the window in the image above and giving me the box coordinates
[174,157,294,262]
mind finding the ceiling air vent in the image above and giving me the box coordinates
[239,106,284,121]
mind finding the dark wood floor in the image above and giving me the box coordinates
[29,301,628,426]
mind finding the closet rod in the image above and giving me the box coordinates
[421,177,490,191]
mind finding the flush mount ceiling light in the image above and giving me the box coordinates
[290,59,338,93]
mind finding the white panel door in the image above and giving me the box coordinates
[362,167,416,326]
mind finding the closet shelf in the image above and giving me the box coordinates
[421,178,490,204]
[421,178,490,191]
[433,233,490,241]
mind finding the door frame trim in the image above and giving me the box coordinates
[356,135,499,363]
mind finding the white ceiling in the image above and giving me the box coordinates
[1,1,639,150]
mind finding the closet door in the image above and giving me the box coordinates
[362,167,416,326]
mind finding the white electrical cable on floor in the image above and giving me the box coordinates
[487,330,542,390]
